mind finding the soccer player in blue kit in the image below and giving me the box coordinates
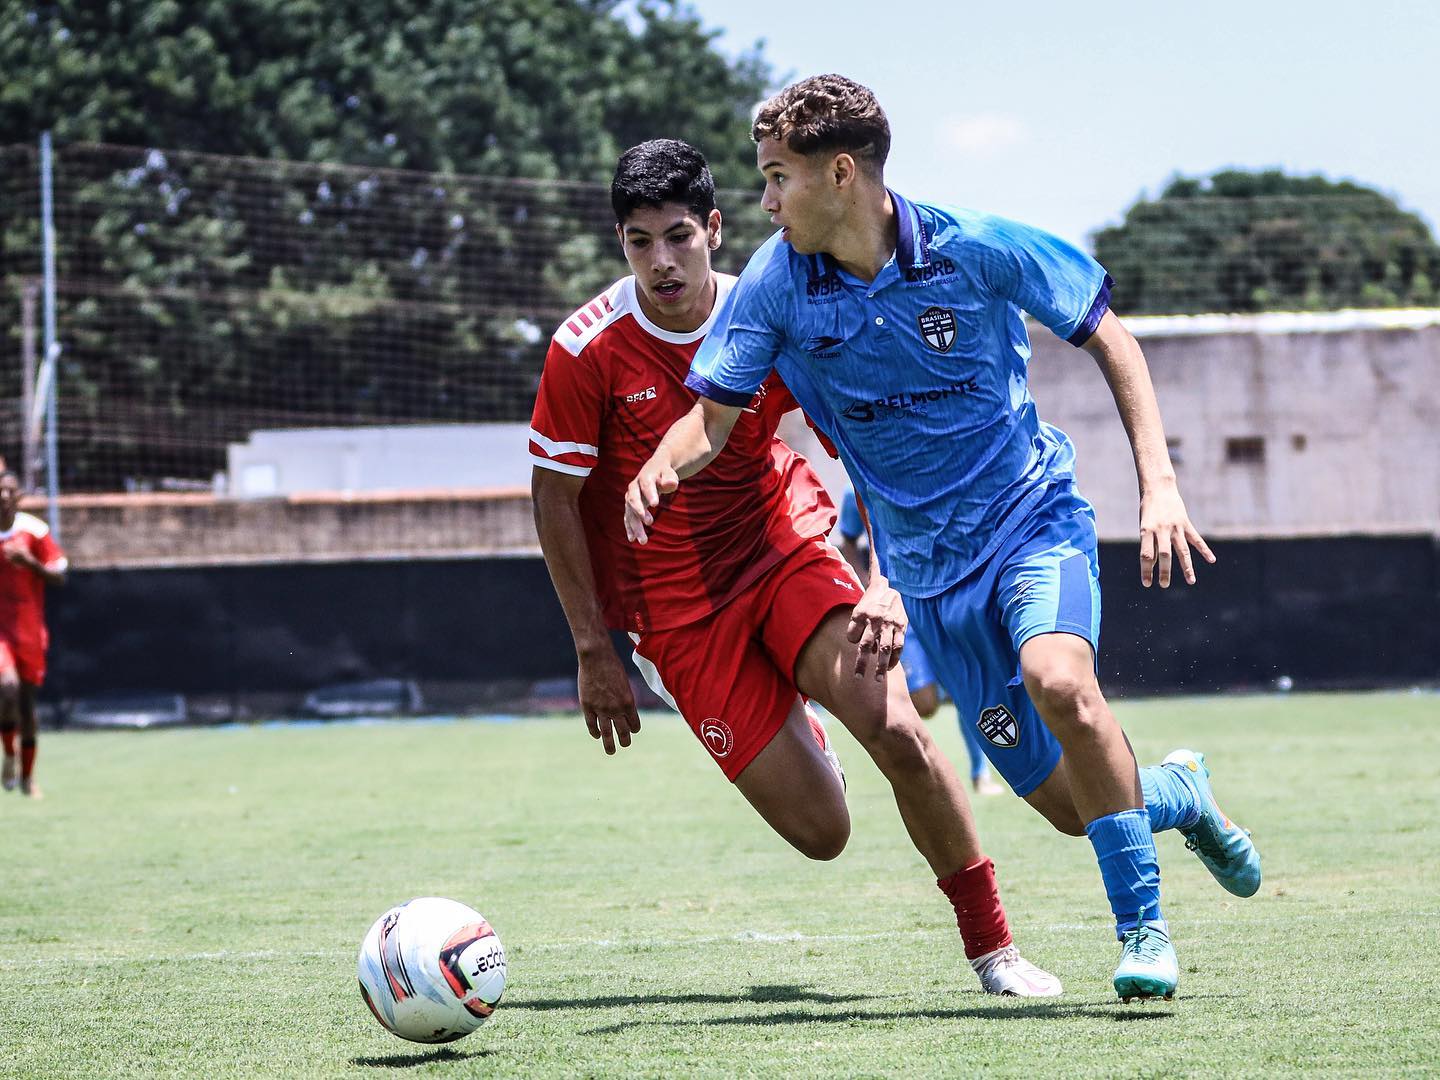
[625,75,1262,1002]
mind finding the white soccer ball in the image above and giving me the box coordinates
[357,897,507,1043]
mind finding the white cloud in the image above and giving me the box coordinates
[939,114,1029,157]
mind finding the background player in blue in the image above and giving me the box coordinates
[624,74,1262,1002]
[835,485,1003,797]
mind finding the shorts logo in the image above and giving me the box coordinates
[918,306,957,352]
[700,718,734,758]
[623,386,658,403]
[977,705,1020,749]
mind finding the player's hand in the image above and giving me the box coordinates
[1139,480,1215,587]
[2,540,31,567]
[846,577,907,681]
[577,646,642,755]
[623,454,680,545]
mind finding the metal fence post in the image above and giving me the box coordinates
[39,131,61,538]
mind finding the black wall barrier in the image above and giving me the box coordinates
[42,535,1440,714]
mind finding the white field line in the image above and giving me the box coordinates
[4,911,1426,970]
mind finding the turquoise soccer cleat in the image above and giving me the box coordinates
[1163,748,1262,898]
[1114,922,1178,1002]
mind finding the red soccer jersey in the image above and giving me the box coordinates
[529,274,836,634]
[0,511,67,655]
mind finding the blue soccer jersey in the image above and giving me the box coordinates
[686,191,1111,597]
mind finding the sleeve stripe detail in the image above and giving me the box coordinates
[529,428,600,457]
[683,372,754,407]
[46,558,68,573]
[530,454,592,477]
[1067,273,1114,346]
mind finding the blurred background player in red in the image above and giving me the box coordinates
[530,140,1059,996]
[0,469,68,799]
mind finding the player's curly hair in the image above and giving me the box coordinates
[752,74,891,173]
[611,139,717,224]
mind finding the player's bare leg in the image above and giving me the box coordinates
[795,610,979,874]
[1019,634,1140,821]
[1020,632,1174,1000]
[733,697,850,861]
[0,666,19,792]
[16,684,41,799]
[793,609,1061,996]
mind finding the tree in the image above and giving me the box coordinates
[0,1,777,488]
[1093,170,1440,315]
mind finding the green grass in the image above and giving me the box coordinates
[1,692,1437,1078]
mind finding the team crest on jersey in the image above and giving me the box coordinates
[700,718,734,758]
[918,306,957,352]
[977,705,1020,749]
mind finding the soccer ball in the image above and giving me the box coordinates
[357,897,507,1043]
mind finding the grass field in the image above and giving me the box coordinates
[1,691,1437,1078]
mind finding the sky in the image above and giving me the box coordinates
[686,0,1440,248]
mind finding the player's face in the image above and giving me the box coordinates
[0,476,19,519]
[616,203,722,333]
[757,137,845,255]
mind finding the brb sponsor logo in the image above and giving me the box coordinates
[700,717,734,758]
[903,257,958,285]
[806,272,844,302]
[841,379,982,422]
[623,386,657,403]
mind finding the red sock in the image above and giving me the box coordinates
[937,857,1013,960]
[0,727,15,757]
[20,739,36,780]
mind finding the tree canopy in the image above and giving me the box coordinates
[0,1,779,490]
[0,0,772,188]
[1094,170,1440,315]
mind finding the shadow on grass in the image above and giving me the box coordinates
[580,994,1239,1035]
[509,982,876,1012]
[350,1047,492,1069]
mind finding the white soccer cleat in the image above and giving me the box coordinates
[970,944,1063,997]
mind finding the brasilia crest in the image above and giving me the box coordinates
[917,305,957,352]
[976,704,1020,748]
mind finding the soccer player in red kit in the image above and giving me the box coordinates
[0,470,68,799]
[529,140,1060,996]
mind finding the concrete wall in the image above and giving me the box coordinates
[1026,310,1440,540]
[33,489,535,569]
[226,424,534,497]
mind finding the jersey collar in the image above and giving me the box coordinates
[889,189,932,272]
[802,188,931,286]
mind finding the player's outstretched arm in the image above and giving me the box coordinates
[1081,310,1215,587]
[623,398,741,544]
[532,467,642,755]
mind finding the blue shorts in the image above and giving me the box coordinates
[899,636,938,693]
[906,483,1101,797]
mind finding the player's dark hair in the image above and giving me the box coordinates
[611,139,717,224]
[752,74,891,174]
[0,469,18,484]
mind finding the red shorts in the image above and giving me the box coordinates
[631,539,862,781]
[0,636,45,687]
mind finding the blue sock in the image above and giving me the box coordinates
[1140,764,1201,833]
[1085,808,1163,937]
[957,711,991,782]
